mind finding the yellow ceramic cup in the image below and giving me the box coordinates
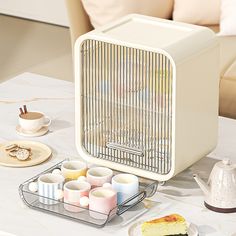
[61,160,87,181]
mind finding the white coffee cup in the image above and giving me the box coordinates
[112,173,139,205]
[86,167,113,188]
[19,111,51,133]
[63,180,91,212]
[38,173,64,205]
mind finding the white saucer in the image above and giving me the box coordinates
[16,125,49,137]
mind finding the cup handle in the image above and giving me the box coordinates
[43,116,51,127]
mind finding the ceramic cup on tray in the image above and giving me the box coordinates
[86,167,113,188]
[89,187,117,219]
[63,180,91,212]
[112,173,139,205]
[61,160,87,181]
[38,173,64,205]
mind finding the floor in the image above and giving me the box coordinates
[0,14,73,83]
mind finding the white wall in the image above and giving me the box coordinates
[0,0,69,26]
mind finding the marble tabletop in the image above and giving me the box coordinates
[0,73,236,236]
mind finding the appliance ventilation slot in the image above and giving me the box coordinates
[80,39,173,175]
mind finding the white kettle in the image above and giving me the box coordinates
[193,158,236,213]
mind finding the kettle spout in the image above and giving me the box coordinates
[193,174,210,196]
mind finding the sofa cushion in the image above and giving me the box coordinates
[208,25,236,119]
[218,36,236,76]
[208,25,220,33]
[81,0,174,28]
[223,60,236,81]
[220,0,236,36]
[207,25,236,76]
[220,77,236,119]
[173,0,221,25]
[218,34,236,119]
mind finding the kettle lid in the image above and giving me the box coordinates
[215,158,235,170]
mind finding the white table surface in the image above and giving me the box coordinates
[0,73,236,236]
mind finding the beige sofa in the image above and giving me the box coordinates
[65,0,236,119]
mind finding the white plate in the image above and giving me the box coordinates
[0,140,52,167]
[16,125,49,137]
[128,218,198,236]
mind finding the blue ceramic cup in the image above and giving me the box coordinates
[38,173,64,205]
[112,173,139,205]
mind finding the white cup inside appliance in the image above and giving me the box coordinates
[112,173,139,205]
[19,111,51,133]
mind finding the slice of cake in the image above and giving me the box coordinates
[141,214,188,236]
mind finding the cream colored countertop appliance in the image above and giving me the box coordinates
[74,14,219,181]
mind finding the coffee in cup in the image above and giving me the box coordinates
[19,111,51,133]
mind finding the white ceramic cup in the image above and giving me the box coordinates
[38,173,64,205]
[89,187,117,219]
[112,173,139,205]
[63,180,91,212]
[61,160,87,181]
[19,111,51,133]
[86,167,113,188]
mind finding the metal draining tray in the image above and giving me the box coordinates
[19,160,158,227]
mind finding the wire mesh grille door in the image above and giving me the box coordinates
[81,39,173,175]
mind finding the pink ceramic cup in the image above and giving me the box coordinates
[89,187,117,219]
[63,180,91,212]
[86,167,113,188]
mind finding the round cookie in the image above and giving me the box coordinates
[15,149,30,161]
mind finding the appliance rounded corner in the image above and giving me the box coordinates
[75,141,91,163]
[163,168,176,181]
[75,34,89,48]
